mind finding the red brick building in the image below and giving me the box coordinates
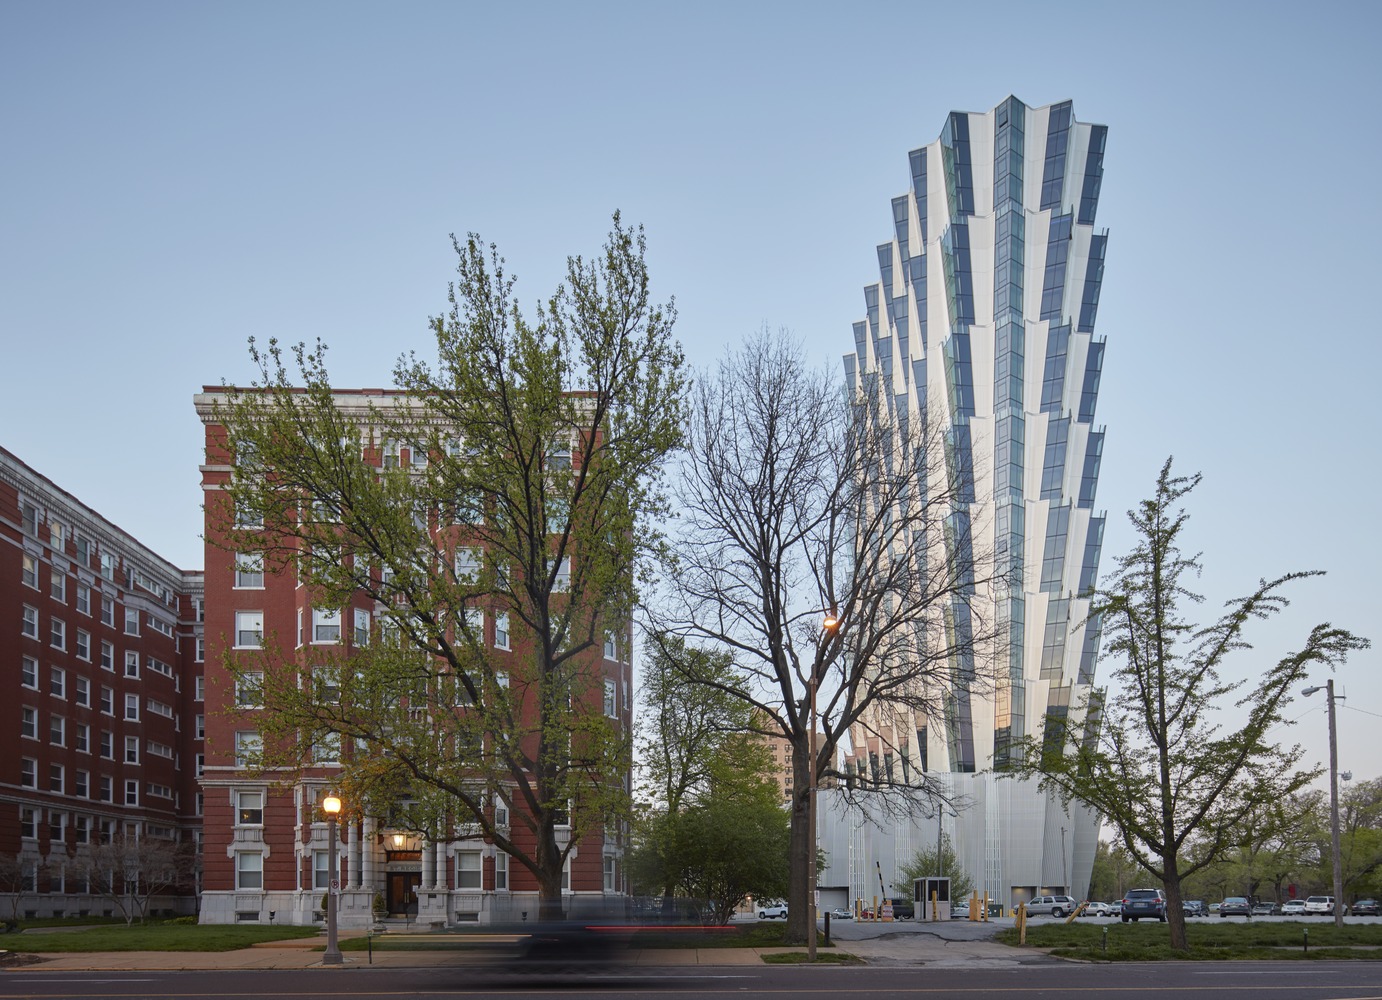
[1,446,203,919]
[193,389,633,927]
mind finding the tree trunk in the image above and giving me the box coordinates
[535,818,565,922]
[1162,854,1188,951]
[784,738,812,945]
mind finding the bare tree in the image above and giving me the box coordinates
[650,330,996,943]
[0,853,36,923]
[67,837,193,924]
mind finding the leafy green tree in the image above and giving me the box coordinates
[1013,460,1369,951]
[893,835,974,902]
[212,215,686,919]
[1087,839,1140,902]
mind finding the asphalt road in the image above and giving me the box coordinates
[3,962,1382,1000]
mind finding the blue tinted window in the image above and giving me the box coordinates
[943,332,975,420]
[892,196,910,260]
[1078,515,1104,596]
[1040,503,1071,593]
[1078,339,1105,423]
[1078,432,1103,509]
[1078,125,1107,225]
[1040,324,1070,412]
[1077,234,1106,333]
[941,112,974,220]
[1040,597,1071,677]
[1040,416,1069,500]
[1040,101,1072,211]
[1078,612,1102,684]
[995,411,1025,501]
[941,224,975,326]
[1040,214,1073,321]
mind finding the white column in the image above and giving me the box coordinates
[435,842,447,889]
[347,821,360,889]
[421,841,435,890]
[361,816,376,897]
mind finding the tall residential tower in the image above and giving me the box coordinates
[823,97,1108,911]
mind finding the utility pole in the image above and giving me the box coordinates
[1303,680,1345,928]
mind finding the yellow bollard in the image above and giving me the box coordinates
[1017,901,1027,945]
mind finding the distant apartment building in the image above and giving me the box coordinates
[1,447,204,918]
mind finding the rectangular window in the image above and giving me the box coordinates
[494,612,510,650]
[235,611,264,648]
[124,609,140,635]
[236,852,263,890]
[100,685,113,715]
[74,675,90,706]
[50,617,66,650]
[312,732,341,763]
[124,650,140,678]
[49,810,65,845]
[313,850,331,890]
[236,671,264,708]
[76,629,91,661]
[147,698,174,718]
[50,715,65,746]
[125,735,140,764]
[20,758,37,788]
[237,790,264,825]
[76,584,90,616]
[603,855,616,892]
[235,731,261,767]
[455,547,481,583]
[100,595,115,626]
[22,604,40,638]
[100,640,114,671]
[21,706,37,739]
[22,655,39,689]
[74,771,89,798]
[495,852,509,890]
[22,553,39,589]
[195,675,205,701]
[75,723,89,753]
[195,637,205,662]
[603,679,617,718]
[124,693,140,721]
[234,553,264,589]
[99,730,113,760]
[99,775,113,801]
[603,634,617,660]
[124,779,138,805]
[50,666,66,698]
[20,807,37,840]
[50,762,65,794]
[353,608,370,646]
[51,570,67,603]
[456,851,482,890]
[552,556,571,592]
[196,714,205,739]
[74,815,90,844]
[50,519,65,551]
[312,608,341,644]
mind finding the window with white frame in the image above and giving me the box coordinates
[494,612,510,650]
[21,655,38,689]
[50,519,65,550]
[146,697,173,719]
[603,679,617,718]
[234,553,264,589]
[74,722,89,753]
[147,782,173,801]
[603,855,617,892]
[195,676,205,701]
[353,608,370,646]
[20,807,37,840]
[235,671,264,708]
[124,609,139,635]
[100,595,115,626]
[236,852,263,889]
[76,584,90,616]
[98,775,112,801]
[194,597,205,622]
[552,556,571,592]
[50,762,65,793]
[50,714,65,746]
[195,637,205,662]
[50,616,66,650]
[495,851,509,890]
[234,731,261,767]
[236,790,263,825]
[124,779,138,805]
[455,851,482,889]
[99,685,113,715]
[313,850,332,889]
[20,500,39,535]
[22,554,39,589]
[312,732,341,763]
[20,758,37,788]
[124,650,140,678]
[100,640,114,671]
[76,628,90,661]
[195,714,205,739]
[75,676,90,707]
[195,753,204,777]
[603,634,618,660]
[561,855,571,891]
[125,735,140,764]
[99,730,113,760]
[50,666,65,698]
[546,435,573,470]
[74,815,90,844]
[21,707,37,739]
[74,770,89,798]
[235,611,264,648]
[124,693,139,720]
[312,608,341,644]
[49,810,65,845]
[233,497,263,530]
[51,569,66,603]
[455,547,481,583]
[21,604,39,639]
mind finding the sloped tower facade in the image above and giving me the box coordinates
[824,97,1109,911]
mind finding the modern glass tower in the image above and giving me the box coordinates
[825,97,1109,910]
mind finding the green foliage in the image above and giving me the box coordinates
[1012,460,1370,950]
[999,920,1382,961]
[2,924,319,953]
[893,834,975,900]
[212,215,686,913]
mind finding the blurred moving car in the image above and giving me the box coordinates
[1250,901,1277,916]
[1303,896,1335,916]
[757,903,788,919]
[1350,899,1379,916]
[1183,900,1207,917]
[1219,897,1252,917]
[1121,889,1167,922]
[1082,901,1113,917]
[1280,899,1307,916]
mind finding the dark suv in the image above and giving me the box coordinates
[1121,888,1167,922]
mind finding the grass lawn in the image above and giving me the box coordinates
[2,923,320,953]
[997,920,1382,960]
[336,922,828,952]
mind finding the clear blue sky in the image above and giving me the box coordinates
[3,1,1379,780]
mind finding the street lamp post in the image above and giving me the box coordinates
[810,613,840,962]
[1302,681,1344,928]
[322,794,343,965]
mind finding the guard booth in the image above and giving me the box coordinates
[914,877,952,921]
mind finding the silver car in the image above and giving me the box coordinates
[1027,895,1078,917]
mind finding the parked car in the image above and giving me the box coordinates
[1082,901,1113,917]
[1250,901,1277,916]
[1219,897,1252,917]
[1208,902,1220,914]
[951,902,971,918]
[758,903,788,919]
[1121,888,1167,922]
[1027,895,1079,917]
[1350,899,1379,917]
[1183,900,1207,917]
[1303,896,1335,916]
[1280,899,1307,916]
[828,907,853,920]
[888,898,916,919]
